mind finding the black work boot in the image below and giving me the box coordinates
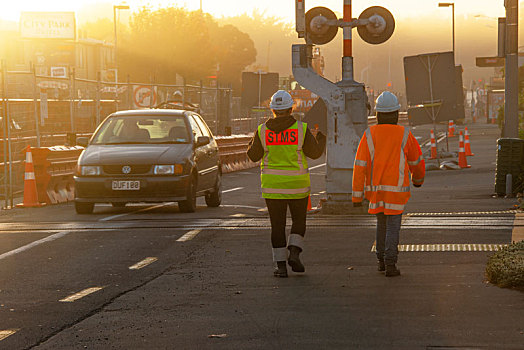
[377,259,386,272]
[288,246,305,273]
[273,261,288,278]
[385,264,401,277]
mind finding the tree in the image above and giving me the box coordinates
[116,6,256,92]
[208,23,257,93]
[79,18,114,42]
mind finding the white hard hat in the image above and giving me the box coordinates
[173,90,183,98]
[375,91,400,112]
[270,90,294,110]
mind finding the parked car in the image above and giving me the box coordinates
[74,109,221,214]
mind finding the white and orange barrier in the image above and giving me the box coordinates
[458,131,471,169]
[429,129,438,159]
[464,127,474,156]
[448,120,455,137]
[16,146,43,207]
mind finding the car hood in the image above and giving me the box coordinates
[79,144,193,165]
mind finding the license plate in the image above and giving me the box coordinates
[112,180,140,190]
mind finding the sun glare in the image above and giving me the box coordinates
[0,0,506,23]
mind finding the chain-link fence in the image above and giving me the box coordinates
[0,60,236,208]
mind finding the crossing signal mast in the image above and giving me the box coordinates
[293,0,395,213]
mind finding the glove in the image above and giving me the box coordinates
[413,184,422,188]
[353,202,363,207]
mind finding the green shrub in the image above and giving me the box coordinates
[486,240,524,288]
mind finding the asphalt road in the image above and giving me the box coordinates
[0,123,522,349]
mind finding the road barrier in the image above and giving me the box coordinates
[31,146,84,204]
[215,135,257,173]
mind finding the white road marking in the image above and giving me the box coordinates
[0,329,18,341]
[0,231,70,261]
[370,243,507,252]
[257,207,268,212]
[176,229,202,242]
[59,287,104,302]
[129,257,158,270]
[220,204,262,210]
[99,202,175,222]
[223,187,244,193]
[309,163,326,171]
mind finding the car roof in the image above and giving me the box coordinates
[110,109,190,117]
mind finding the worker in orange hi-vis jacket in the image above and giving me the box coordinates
[352,91,425,277]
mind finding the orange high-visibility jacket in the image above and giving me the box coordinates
[352,125,425,215]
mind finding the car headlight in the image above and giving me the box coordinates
[154,164,184,175]
[80,165,101,176]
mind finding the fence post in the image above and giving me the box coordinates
[31,63,41,147]
[215,80,219,135]
[127,74,131,110]
[199,80,203,110]
[96,71,101,127]
[2,61,13,208]
[1,59,8,209]
[114,71,119,112]
[69,67,75,133]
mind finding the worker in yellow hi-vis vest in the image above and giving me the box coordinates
[247,90,326,277]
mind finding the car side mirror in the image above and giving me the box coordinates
[195,136,210,147]
[76,137,89,147]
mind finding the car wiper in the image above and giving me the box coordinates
[150,141,189,144]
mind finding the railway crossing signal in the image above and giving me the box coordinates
[293,0,395,213]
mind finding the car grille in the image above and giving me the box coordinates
[103,165,152,175]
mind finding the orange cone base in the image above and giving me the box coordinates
[307,195,313,211]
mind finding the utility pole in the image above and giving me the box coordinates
[504,0,519,138]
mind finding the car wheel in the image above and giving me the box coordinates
[178,175,197,213]
[112,202,126,208]
[205,171,222,207]
[75,201,94,214]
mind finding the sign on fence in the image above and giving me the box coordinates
[133,85,158,109]
[40,91,48,125]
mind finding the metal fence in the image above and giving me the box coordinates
[0,60,239,208]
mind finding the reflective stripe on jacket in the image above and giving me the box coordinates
[258,121,310,199]
[352,124,425,215]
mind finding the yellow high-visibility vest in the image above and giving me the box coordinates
[258,121,310,199]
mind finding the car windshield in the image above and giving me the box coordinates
[91,115,190,145]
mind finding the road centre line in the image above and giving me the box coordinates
[59,287,104,302]
[0,329,18,341]
[223,187,244,193]
[309,163,326,171]
[176,229,202,242]
[220,204,262,210]
[0,231,70,261]
[129,257,158,270]
[99,202,175,222]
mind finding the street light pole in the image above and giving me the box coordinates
[439,2,455,63]
[113,4,129,111]
[504,0,519,138]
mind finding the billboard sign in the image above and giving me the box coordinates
[20,12,76,40]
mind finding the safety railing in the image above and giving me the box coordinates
[215,135,257,173]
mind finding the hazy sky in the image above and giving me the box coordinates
[1,0,508,23]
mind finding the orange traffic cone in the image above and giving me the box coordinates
[17,146,43,207]
[448,120,455,137]
[429,129,438,159]
[458,131,471,168]
[307,195,312,211]
[464,127,474,156]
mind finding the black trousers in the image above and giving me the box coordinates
[265,197,308,248]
